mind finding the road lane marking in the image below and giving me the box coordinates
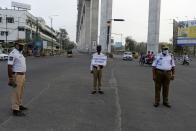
[110,68,122,131]
[0,83,51,127]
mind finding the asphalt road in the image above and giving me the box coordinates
[0,53,195,131]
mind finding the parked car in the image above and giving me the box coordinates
[0,53,8,61]
[123,52,133,61]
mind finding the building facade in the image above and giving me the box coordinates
[0,8,60,55]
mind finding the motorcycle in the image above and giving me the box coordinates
[139,56,153,65]
[182,58,190,65]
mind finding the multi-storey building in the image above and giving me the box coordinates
[0,3,60,55]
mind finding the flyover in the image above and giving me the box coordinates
[76,0,161,54]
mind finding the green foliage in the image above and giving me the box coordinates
[125,36,136,51]
[58,28,75,51]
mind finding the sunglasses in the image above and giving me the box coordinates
[163,48,168,50]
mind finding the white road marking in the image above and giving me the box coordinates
[110,68,122,131]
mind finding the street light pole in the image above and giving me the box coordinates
[106,19,125,53]
[17,17,20,40]
[106,20,111,53]
[5,15,8,53]
[49,15,58,56]
[50,17,54,55]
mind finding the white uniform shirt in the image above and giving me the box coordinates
[90,53,105,70]
[8,49,26,72]
[152,53,175,71]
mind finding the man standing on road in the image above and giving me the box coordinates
[90,45,106,94]
[152,44,175,108]
[8,42,28,116]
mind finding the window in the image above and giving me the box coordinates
[0,17,2,23]
[18,27,25,31]
[0,31,8,36]
[6,17,14,23]
[1,31,4,36]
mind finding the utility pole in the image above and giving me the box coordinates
[17,17,20,40]
[60,33,63,54]
[5,15,8,53]
[50,17,53,56]
[35,18,39,56]
[106,20,111,53]
[173,19,178,55]
[106,19,125,53]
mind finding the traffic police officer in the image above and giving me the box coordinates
[90,45,105,94]
[8,42,28,116]
[152,44,175,108]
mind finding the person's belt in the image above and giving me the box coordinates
[156,69,171,73]
[93,66,98,69]
[13,72,25,75]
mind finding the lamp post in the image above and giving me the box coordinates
[49,15,58,56]
[106,19,125,53]
[5,15,8,53]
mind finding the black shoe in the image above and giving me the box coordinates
[98,90,104,94]
[13,110,25,116]
[153,103,159,107]
[91,91,97,94]
[163,103,171,108]
[19,105,28,111]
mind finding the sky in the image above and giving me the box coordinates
[1,0,196,43]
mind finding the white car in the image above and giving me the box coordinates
[0,53,8,61]
[123,52,133,61]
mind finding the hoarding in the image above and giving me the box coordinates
[177,20,196,46]
[43,41,47,49]
[11,2,31,10]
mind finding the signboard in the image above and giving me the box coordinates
[91,55,107,66]
[177,20,196,46]
[11,2,31,10]
[92,41,97,50]
[34,40,42,48]
[43,41,47,49]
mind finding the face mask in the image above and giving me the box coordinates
[18,45,24,52]
[162,50,168,55]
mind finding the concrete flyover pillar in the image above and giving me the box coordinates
[90,0,99,52]
[147,0,161,54]
[99,0,113,53]
[84,0,91,52]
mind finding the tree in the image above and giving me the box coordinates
[135,42,147,53]
[67,41,76,50]
[125,36,136,51]
[57,28,76,51]
[57,28,70,50]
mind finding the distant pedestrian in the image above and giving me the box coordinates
[152,44,175,108]
[8,41,28,116]
[90,45,106,94]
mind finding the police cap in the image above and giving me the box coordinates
[161,44,169,50]
[15,42,25,46]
